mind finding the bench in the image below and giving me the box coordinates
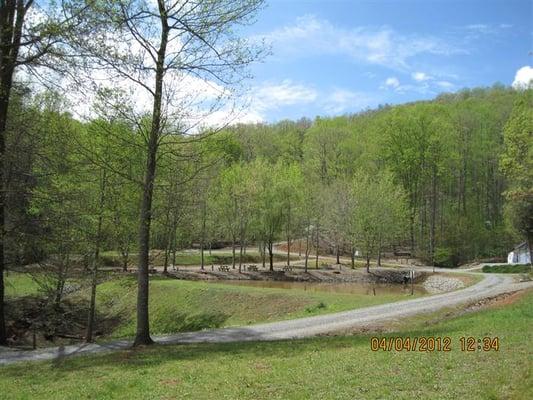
[247,265,258,272]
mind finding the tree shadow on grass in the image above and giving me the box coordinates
[5,291,526,375]
[0,317,473,378]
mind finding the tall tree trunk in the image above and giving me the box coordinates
[377,236,382,267]
[366,252,370,273]
[238,217,244,273]
[172,246,177,271]
[239,241,243,273]
[200,242,205,271]
[286,203,291,267]
[261,241,266,269]
[409,211,415,254]
[268,240,274,271]
[200,201,206,271]
[304,223,310,272]
[315,222,320,269]
[163,246,169,274]
[169,205,179,270]
[86,169,107,342]
[526,235,533,271]
[0,0,25,346]
[430,164,437,266]
[162,196,172,274]
[134,9,169,347]
[336,245,340,264]
[351,246,355,269]
[231,236,236,269]
[135,109,158,346]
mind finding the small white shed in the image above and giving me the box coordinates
[507,242,531,264]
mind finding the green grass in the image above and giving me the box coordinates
[1,290,531,399]
[482,264,532,273]
[4,272,41,298]
[84,276,422,339]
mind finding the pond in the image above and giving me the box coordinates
[210,279,427,296]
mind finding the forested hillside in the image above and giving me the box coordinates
[6,85,529,279]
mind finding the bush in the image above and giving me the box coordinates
[482,264,532,273]
[433,247,460,268]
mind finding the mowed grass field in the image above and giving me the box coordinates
[4,273,424,340]
[84,276,430,337]
[1,290,531,399]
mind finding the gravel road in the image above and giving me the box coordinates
[1,273,531,365]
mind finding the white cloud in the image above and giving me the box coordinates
[198,107,264,128]
[242,81,379,119]
[412,72,431,81]
[512,66,533,89]
[460,23,514,41]
[221,79,318,123]
[465,24,490,31]
[259,15,464,71]
[322,89,376,114]
[254,79,317,109]
[436,80,455,90]
[384,77,400,89]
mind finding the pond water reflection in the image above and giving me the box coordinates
[210,279,427,295]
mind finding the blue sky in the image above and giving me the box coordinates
[237,0,533,123]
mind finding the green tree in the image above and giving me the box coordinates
[500,89,533,263]
[350,171,407,272]
[79,0,266,345]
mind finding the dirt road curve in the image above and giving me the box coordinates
[1,273,531,365]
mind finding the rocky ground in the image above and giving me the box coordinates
[422,275,465,294]
[163,265,427,284]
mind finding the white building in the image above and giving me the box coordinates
[507,242,531,264]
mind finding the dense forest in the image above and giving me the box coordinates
[0,0,531,348]
[6,85,531,274]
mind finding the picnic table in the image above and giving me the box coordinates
[247,265,258,271]
[218,265,230,272]
[283,265,293,272]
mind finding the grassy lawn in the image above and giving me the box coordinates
[4,272,41,298]
[86,276,424,339]
[1,290,531,399]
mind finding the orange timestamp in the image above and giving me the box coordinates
[370,336,500,352]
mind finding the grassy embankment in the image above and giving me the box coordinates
[5,273,424,340]
[1,287,531,399]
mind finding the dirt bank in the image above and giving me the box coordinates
[163,266,427,285]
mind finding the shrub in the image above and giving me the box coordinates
[481,264,532,273]
[433,247,459,268]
